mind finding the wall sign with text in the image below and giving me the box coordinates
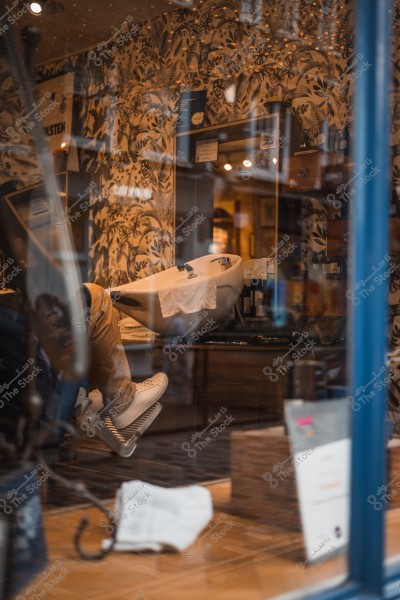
[285,399,351,563]
[36,72,75,152]
[176,90,207,132]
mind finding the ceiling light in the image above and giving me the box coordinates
[224,163,232,171]
[243,159,252,168]
[272,157,277,164]
[29,0,65,15]
[29,2,43,14]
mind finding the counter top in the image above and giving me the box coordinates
[122,339,346,351]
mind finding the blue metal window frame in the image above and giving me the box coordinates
[308,0,399,599]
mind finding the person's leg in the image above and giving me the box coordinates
[84,283,136,409]
[84,283,167,429]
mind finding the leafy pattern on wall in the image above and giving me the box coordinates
[0,1,383,287]
[0,1,362,286]
[301,197,328,265]
[0,66,42,188]
[49,0,355,284]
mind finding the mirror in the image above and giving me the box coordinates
[174,103,304,267]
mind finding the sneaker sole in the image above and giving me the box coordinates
[111,376,168,429]
[78,402,163,458]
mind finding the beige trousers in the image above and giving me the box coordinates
[84,283,136,409]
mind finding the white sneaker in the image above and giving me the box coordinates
[110,372,168,430]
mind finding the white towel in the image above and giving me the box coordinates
[102,480,213,552]
[158,277,217,318]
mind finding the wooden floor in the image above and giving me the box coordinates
[18,480,400,600]
[14,480,350,600]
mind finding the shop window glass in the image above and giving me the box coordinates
[0,0,365,597]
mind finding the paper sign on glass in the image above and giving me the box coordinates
[284,399,351,563]
[195,139,218,163]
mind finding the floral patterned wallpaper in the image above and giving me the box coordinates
[32,0,357,286]
[0,63,42,188]
[2,0,399,308]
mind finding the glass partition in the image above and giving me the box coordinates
[0,0,369,597]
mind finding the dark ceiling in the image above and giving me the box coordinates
[12,0,192,65]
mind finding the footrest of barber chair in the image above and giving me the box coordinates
[76,402,163,458]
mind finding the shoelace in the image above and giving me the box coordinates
[137,378,156,390]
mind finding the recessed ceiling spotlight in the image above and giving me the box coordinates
[243,159,252,168]
[29,2,43,14]
[224,163,232,171]
[29,0,65,14]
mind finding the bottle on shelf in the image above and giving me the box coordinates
[290,261,302,280]
[390,188,396,216]
[321,255,331,279]
[338,124,351,156]
[250,279,258,316]
[328,124,338,153]
[332,259,341,280]
[390,186,400,217]
[336,246,347,280]
[267,258,275,281]
[242,280,252,317]
[238,287,244,314]
[321,255,343,280]
[315,119,329,151]
[310,252,323,280]
[255,279,266,318]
